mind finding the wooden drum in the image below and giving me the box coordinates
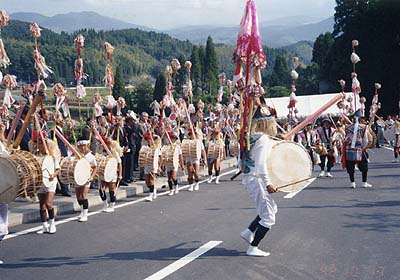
[207,140,223,160]
[139,146,161,171]
[0,156,21,203]
[60,157,91,185]
[162,145,180,170]
[182,139,202,162]
[229,139,240,156]
[96,154,118,182]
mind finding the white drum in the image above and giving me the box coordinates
[267,139,313,193]
[60,157,91,186]
[37,155,56,189]
[383,127,396,142]
[182,139,202,162]
[96,154,118,182]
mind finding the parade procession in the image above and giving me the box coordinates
[1,0,400,279]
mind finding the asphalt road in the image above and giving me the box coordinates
[1,147,399,280]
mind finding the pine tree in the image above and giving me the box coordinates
[190,45,202,95]
[153,71,166,102]
[204,36,219,98]
[112,66,125,99]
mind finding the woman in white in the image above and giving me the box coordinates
[240,105,279,257]
[185,128,206,191]
[0,124,9,264]
[99,137,123,212]
[76,138,97,222]
[35,137,62,234]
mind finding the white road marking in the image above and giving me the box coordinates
[4,169,237,241]
[283,178,316,199]
[383,146,394,151]
[143,241,223,280]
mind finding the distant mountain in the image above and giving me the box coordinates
[166,16,334,48]
[280,41,314,64]
[11,11,153,33]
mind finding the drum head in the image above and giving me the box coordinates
[267,141,312,193]
[41,156,56,188]
[196,139,202,160]
[172,146,180,170]
[104,157,118,182]
[74,158,91,186]
[153,148,161,171]
[0,157,20,203]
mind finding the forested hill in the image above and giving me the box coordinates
[1,20,193,85]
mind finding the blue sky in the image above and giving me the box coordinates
[1,0,336,29]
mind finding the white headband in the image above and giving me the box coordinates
[77,140,90,146]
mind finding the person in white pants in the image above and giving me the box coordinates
[0,203,8,264]
[240,103,279,257]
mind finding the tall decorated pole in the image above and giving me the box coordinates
[232,0,267,152]
[0,10,13,112]
[74,34,87,122]
[104,42,116,122]
[13,22,52,149]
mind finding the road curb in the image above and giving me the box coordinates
[8,158,237,227]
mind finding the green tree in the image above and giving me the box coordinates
[204,36,219,96]
[312,32,334,79]
[131,80,154,114]
[198,46,206,93]
[270,55,290,87]
[268,86,291,98]
[112,66,125,99]
[153,71,167,102]
[190,45,202,95]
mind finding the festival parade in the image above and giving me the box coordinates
[0,0,400,279]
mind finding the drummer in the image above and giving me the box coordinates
[185,127,206,192]
[207,129,225,184]
[75,137,98,222]
[164,131,184,196]
[344,110,372,188]
[143,132,161,202]
[240,104,279,257]
[316,118,336,177]
[35,135,62,234]
[99,136,123,213]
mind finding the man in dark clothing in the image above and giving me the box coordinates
[111,116,129,186]
[123,117,137,183]
[13,106,31,152]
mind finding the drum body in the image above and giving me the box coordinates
[96,154,118,182]
[60,157,91,185]
[207,141,223,160]
[229,140,240,156]
[163,145,180,170]
[139,146,161,171]
[266,140,313,193]
[0,156,20,203]
[182,139,202,162]
[9,150,43,198]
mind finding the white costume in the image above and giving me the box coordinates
[242,133,278,228]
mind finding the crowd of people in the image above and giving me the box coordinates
[0,95,399,260]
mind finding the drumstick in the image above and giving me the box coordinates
[283,92,345,140]
[33,112,49,154]
[54,128,82,159]
[92,126,112,155]
[276,177,315,191]
[6,101,26,146]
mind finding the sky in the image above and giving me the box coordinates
[0,0,336,29]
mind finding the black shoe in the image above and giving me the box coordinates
[62,193,72,197]
[119,181,129,186]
